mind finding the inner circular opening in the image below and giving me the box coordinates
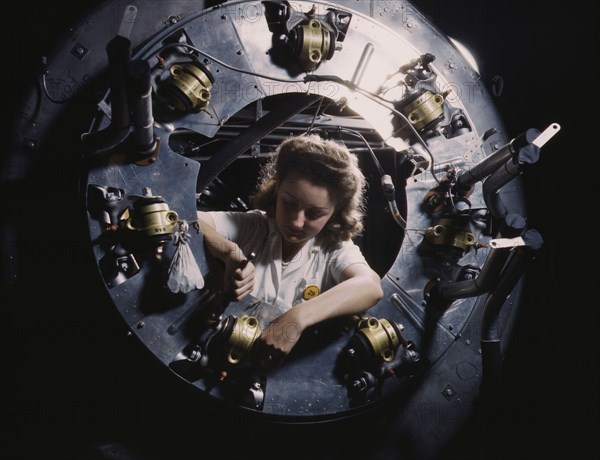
[169,93,407,277]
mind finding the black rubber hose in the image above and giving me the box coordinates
[481,229,543,341]
[81,35,132,154]
[128,59,156,155]
[483,143,541,218]
[454,128,539,193]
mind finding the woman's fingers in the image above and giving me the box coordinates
[253,337,285,370]
[229,263,255,300]
[230,281,253,300]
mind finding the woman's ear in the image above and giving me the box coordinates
[326,209,340,226]
[326,219,341,231]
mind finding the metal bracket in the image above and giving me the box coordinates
[532,123,561,148]
[488,236,526,249]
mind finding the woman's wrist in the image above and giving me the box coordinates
[289,302,312,331]
[223,243,245,265]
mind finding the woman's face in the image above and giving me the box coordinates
[275,175,335,245]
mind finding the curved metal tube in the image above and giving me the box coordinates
[437,248,511,301]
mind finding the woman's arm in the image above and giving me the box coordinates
[259,262,383,355]
[197,211,255,300]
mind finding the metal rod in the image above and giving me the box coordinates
[390,291,425,332]
[351,42,374,87]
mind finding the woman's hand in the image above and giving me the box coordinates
[257,307,305,364]
[197,213,255,301]
[223,255,255,301]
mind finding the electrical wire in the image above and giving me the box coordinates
[337,127,385,177]
[147,42,306,84]
[344,85,440,184]
[121,38,438,186]
[91,40,309,112]
[333,127,406,230]
[307,96,326,133]
[305,74,440,184]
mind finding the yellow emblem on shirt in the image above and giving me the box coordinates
[303,284,320,300]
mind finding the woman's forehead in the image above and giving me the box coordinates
[279,177,335,209]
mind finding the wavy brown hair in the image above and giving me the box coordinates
[251,134,366,248]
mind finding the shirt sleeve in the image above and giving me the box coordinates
[208,209,268,254]
[326,240,369,285]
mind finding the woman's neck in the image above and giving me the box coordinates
[281,239,307,263]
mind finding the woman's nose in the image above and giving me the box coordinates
[290,210,304,229]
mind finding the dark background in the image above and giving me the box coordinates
[416,1,599,459]
[3,1,598,459]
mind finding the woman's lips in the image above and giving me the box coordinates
[285,227,304,238]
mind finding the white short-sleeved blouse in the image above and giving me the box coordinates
[208,210,368,326]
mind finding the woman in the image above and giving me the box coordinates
[197,134,383,361]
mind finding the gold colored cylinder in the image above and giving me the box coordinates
[404,91,445,130]
[227,315,261,364]
[126,202,178,238]
[357,317,400,362]
[295,19,331,71]
[163,63,212,112]
[425,217,476,251]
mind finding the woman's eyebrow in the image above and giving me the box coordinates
[283,191,332,212]
[282,191,298,201]
[309,206,332,213]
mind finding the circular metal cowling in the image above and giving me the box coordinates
[4,1,568,459]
